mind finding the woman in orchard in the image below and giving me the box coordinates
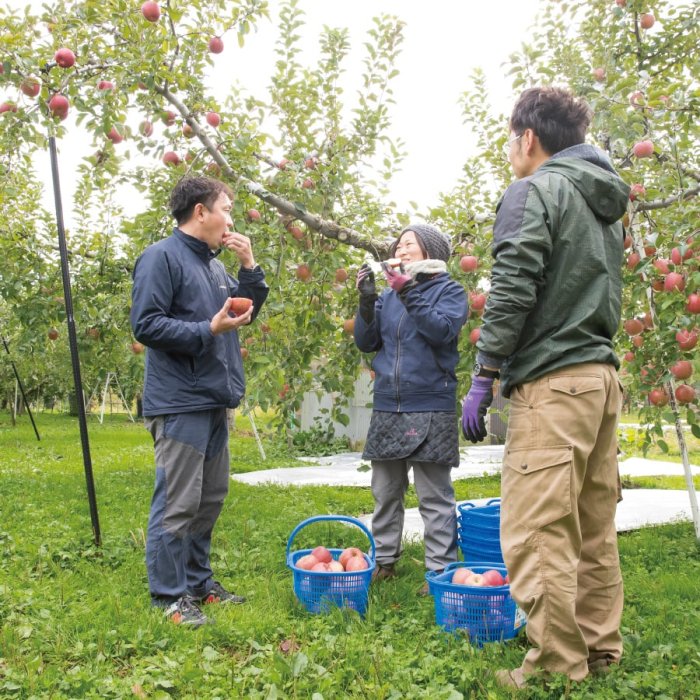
[353,224,469,593]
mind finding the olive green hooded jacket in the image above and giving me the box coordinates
[477,144,631,397]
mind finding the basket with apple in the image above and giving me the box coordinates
[286,515,376,616]
[426,562,526,645]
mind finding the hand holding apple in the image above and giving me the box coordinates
[210,298,253,335]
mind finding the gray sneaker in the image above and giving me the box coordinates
[199,581,247,605]
[164,596,209,627]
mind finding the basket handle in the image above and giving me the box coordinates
[285,514,376,565]
[486,498,501,506]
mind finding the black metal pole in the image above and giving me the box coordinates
[48,135,101,547]
[1,335,41,441]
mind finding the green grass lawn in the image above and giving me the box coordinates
[1,412,699,699]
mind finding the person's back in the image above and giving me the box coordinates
[461,87,630,689]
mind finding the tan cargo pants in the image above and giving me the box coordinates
[501,362,624,681]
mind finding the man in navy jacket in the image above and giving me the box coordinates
[131,177,268,626]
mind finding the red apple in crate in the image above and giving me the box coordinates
[345,555,369,571]
[228,297,253,316]
[311,546,333,564]
[339,547,363,569]
[328,560,344,573]
[296,554,318,570]
[481,569,506,587]
[465,573,485,587]
[451,567,473,585]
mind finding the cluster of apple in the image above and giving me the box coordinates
[451,567,508,587]
[295,546,369,573]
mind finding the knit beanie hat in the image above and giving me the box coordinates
[396,223,451,262]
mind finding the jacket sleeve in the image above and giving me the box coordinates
[130,247,215,357]
[227,265,269,323]
[402,280,469,347]
[478,178,552,364]
[354,293,384,353]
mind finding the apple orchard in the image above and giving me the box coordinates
[0,0,698,453]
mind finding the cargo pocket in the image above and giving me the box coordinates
[502,446,573,529]
[548,375,603,398]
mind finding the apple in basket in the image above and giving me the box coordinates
[345,555,369,571]
[339,547,363,568]
[465,573,486,586]
[296,554,318,570]
[481,569,506,587]
[311,546,333,564]
[452,568,474,585]
[328,560,344,573]
[311,561,330,572]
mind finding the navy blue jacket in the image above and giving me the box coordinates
[130,228,269,416]
[354,273,468,412]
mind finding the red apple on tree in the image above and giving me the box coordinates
[676,329,698,351]
[0,102,18,114]
[632,140,654,158]
[302,178,315,190]
[671,247,693,265]
[141,1,160,22]
[304,156,317,169]
[686,294,700,314]
[97,80,114,90]
[629,90,644,107]
[626,252,641,269]
[653,258,671,275]
[629,183,646,200]
[670,360,692,380]
[106,126,123,144]
[162,151,180,166]
[246,208,261,222]
[469,327,481,345]
[592,67,606,82]
[623,234,633,250]
[278,158,289,170]
[623,318,644,336]
[182,123,194,138]
[209,36,224,54]
[288,225,304,240]
[470,292,486,311]
[205,111,220,127]
[623,351,635,362]
[161,110,176,126]
[20,76,41,97]
[48,328,59,341]
[139,120,153,137]
[343,319,355,334]
[663,272,685,293]
[648,388,669,406]
[335,268,348,284]
[632,335,644,348]
[48,93,69,120]
[296,263,311,281]
[675,385,696,404]
[640,12,655,29]
[460,255,479,272]
[54,47,75,68]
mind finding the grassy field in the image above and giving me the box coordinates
[1,412,699,699]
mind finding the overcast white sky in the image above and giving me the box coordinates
[4,0,548,224]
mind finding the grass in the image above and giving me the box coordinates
[1,412,699,699]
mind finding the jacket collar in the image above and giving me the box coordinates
[173,227,219,261]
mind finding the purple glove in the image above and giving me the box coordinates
[461,376,495,443]
[382,263,412,293]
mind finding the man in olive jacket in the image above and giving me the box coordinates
[461,88,630,687]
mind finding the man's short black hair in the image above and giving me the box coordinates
[169,177,233,225]
[510,87,592,155]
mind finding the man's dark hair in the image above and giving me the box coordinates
[169,177,233,225]
[510,87,592,155]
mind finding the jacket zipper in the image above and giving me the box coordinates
[395,309,406,411]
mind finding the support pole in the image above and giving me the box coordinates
[1,336,41,441]
[243,399,266,461]
[49,135,101,546]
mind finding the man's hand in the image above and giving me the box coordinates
[356,263,376,297]
[222,231,255,269]
[382,262,412,293]
[210,298,254,335]
[461,376,495,443]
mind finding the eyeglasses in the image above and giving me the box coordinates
[503,133,522,155]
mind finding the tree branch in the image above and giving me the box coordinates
[637,184,700,211]
[156,85,391,258]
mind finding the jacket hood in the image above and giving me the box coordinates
[541,145,630,223]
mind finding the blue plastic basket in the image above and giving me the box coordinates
[426,562,526,645]
[286,515,376,616]
[457,499,504,564]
